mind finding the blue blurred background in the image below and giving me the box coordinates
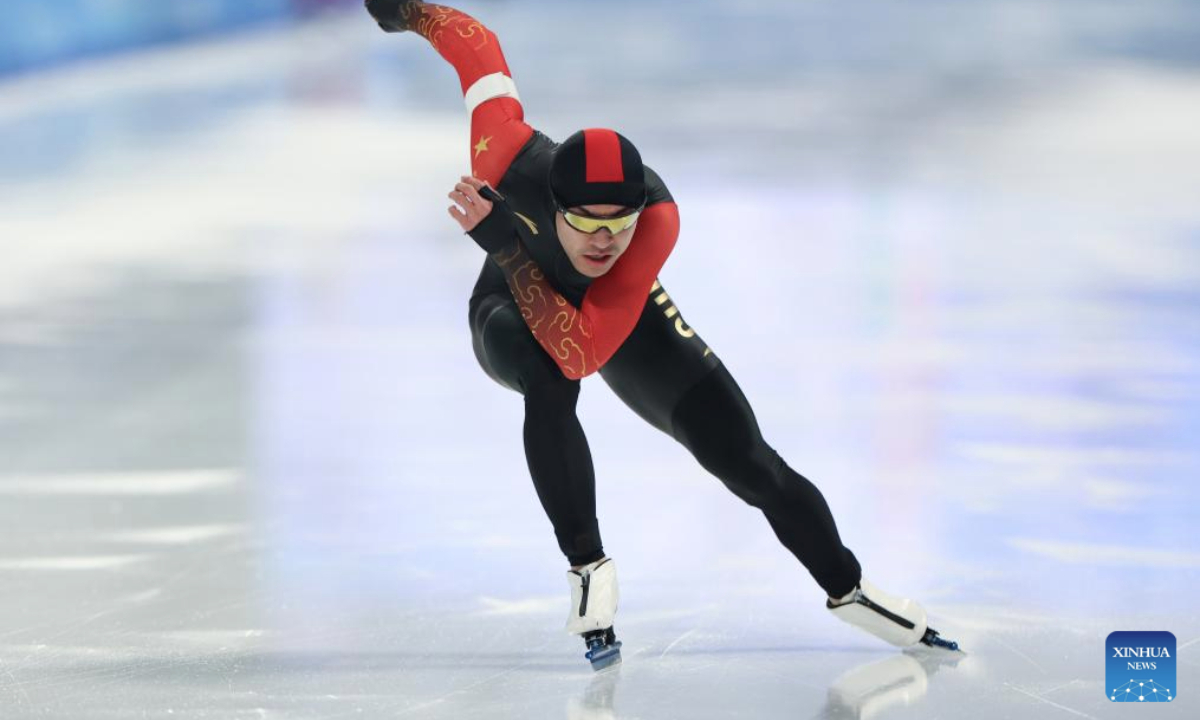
[0,0,346,75]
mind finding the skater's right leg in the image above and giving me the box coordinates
[469,292,605,567]
[470,291,625,667]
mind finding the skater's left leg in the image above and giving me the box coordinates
[600,285,958,650]
[668,363,863,599]
[599,283,861,599]
[675,368,957,649]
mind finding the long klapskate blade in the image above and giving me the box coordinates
[586,639,623,671]
[919,628,962,652]
[588,648,622,671]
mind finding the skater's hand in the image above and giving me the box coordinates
[447,176,498,233]
[450,176,517,254]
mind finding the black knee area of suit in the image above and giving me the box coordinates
[698,437,791,510]
[670,365,791,510]
[470,292,566,395]
[523,372,580,412]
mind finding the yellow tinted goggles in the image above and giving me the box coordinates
[560,208,642,235]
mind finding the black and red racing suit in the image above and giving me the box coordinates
[400,2,861,597]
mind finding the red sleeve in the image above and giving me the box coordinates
[410,4,533,185]
[492,202,680,379]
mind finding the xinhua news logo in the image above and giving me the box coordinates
[1106,631,1175,703]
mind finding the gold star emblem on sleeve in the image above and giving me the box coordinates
[473,135,492,159]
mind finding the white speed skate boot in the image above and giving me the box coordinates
[827,578,961,651]
[565,557,622,670]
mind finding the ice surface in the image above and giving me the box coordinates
[1,2,1198,717]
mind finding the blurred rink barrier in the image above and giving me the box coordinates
[0,0,350,76]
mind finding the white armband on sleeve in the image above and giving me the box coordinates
[464,72,521,114]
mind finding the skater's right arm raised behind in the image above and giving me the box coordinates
[379,2,681,378]
[365,0,534,186]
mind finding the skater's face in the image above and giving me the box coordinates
[556,204,638,278]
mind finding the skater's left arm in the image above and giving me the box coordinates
[573,166,678,364]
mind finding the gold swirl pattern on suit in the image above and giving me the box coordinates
[413,5,490,53]
[551,310,575,333]
[493,240,597,378]
[455,20,489,50]
[412,5,452,47]
[555,337,586,364]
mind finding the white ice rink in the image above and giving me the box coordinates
[1,1,1199,717]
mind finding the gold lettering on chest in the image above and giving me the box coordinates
[650,281,696,338]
